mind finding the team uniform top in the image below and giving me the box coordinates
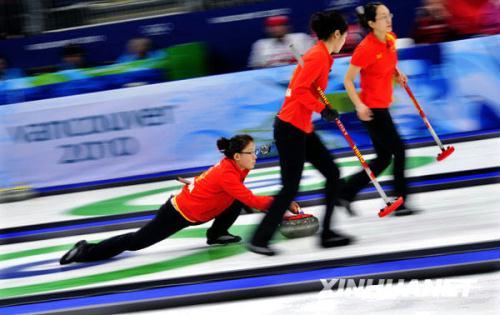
[172,157,273,223]
[277,40,332,133]
[351,32,398,108]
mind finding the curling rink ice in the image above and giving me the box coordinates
[0,136,499,314]
[155,271,500,315]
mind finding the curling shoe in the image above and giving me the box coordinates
[320,230,353,248]
[59,240,88,265]
[207,233,242,245]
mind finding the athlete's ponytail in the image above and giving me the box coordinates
[310,10,348,41]
[356,2,383,31]
[217,134,254,159]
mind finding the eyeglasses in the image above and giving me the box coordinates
[240,151,258,156]
[239,144,273,157]
[376,13,393,21]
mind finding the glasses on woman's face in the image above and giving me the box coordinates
[239,144,273,157]
[240,150,258,156]
[376,13,393,21]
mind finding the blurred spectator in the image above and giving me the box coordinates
[0,55,24,80]
[0,0,24,38]
[116,37,165,63]
[342,12,366,54]
[412,0,454,43]
[58,43,88,70]
[445,0,500,38]
[413,0,500,44]
[481,0,500,35]
[23,0,45,35]
[248,15,314,69]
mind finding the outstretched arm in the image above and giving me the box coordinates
[179,176,299,213]
[344,64,373,121]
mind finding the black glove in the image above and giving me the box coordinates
[320,106,339,122]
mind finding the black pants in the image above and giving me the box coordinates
[76,199,243,262]
[340,109,407,201]
[251,118,341,246]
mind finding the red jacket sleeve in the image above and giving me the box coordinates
[293,51,327,113]
[220,169,273,211]
[351,41,376,69]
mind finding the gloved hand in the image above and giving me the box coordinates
[320,106,339,122]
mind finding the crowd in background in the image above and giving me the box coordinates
[412,0,500,43]
[1,0,499,84]
[0,35,163,77]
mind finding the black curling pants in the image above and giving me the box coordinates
[340,108,407,202]
[76,199,243,262]
[251,118,341,247]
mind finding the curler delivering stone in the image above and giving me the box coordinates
[280,213,319,238]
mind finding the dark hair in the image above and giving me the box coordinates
[356,2,384,30]
[217,134,254,159]
[310,10,348,41]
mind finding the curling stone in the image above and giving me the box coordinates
[280,213,319,239]
[0,185,37,203]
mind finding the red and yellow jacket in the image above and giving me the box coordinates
[277,40,332,133]
[172,157,273,223]
[351,32,398,108]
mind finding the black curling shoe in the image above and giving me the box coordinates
[60,240,87,265]
[320,230,353,248]
[207,233,242,245]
